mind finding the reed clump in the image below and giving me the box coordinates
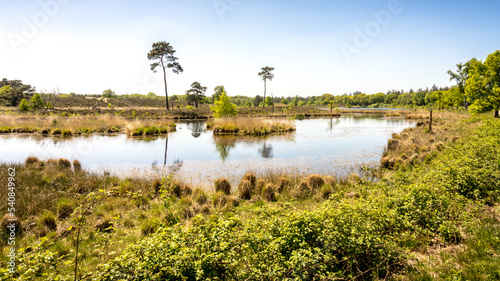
[214,178,231,195]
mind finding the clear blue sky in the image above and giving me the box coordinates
[1,0,499,98]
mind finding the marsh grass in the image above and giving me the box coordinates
[380,110,481,170]
[0,113,176,136]
[211,117,295,135]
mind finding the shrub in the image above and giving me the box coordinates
[212,191,228,208]
[18,98,30,111]
[61,129,72,137]
[214,178,231,195]
[320,184,334,199]
[307,174,325,190]
[152,179,162,194]
[39,211,57,231]
[238,180,252,200]
[387,139,400,150]
[297,180,310,195]
[263,184,277,202]
[72,159,82,171]
[57,158,71,168]
[141,219,159,236]
[276,176,290,193]
[96,219,114,233]
[255,179,266,193]
[30,93,45,109]
[25,156,39,165]
[186,106,194,109]
[56,199,74,220]
[192,188,208,205]
[51,128,61,135]
[293,114,305,120]
[241,172,257,188]
[211,91,238,118]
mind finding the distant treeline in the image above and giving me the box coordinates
[2,49,498,116]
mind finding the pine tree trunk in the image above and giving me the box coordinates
[161,61,169,110]
[495,109,499,118]
[263,79,266,108]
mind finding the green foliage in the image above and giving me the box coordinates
[102,89,116,98]
[0,78,35,106]
[18,98,29,111]
[96,202,403,280]
[211,91,238,118]
[148,41,183,110]
[428,119,500,200]
[186,81,207,108]
[265,96,273,106]
[29,93,45,109]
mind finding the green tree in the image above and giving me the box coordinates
[102,89,116,98]
[484,50,500,117]
[211,91,238,118]
[448,62,472,109]
[464,54,500,116]
[213,85,225,103]
[258,66,274,108]
[18,98,29,111]
[265,96,273,106]
[148,41,183,110]
[30,93,45,109]
[186,82,207,108]
[0,79,35,106]
[147,92,157,99]
[253,95,263,107]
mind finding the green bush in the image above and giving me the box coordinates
[56,199,74,220]
[39,211,57,230]
[18,98,29,111]
[96,201,404,280]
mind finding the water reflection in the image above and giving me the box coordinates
[187,122,205,138]
[214,137,236,162]
[326,117,340,133]
[0,116,415,185]
[259,141,273,159]
[213,134,293,161]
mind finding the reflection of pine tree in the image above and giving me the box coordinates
[259,141,273,159]
[187,122,205,138]
[326,117,340,133]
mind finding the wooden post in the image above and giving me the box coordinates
[429,108,433,133]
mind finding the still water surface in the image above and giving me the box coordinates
[0,115,414,186]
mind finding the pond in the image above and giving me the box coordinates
[0,115,415,187]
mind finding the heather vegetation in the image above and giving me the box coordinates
[0,112,499,280]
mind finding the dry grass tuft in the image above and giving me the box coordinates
[307,174,325,190]
[214,178,231,195]
[72,160,82,171]
[238,180,252,200]
[57,158,71,168]
[25,156,39,165]
[263,184,277,202]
